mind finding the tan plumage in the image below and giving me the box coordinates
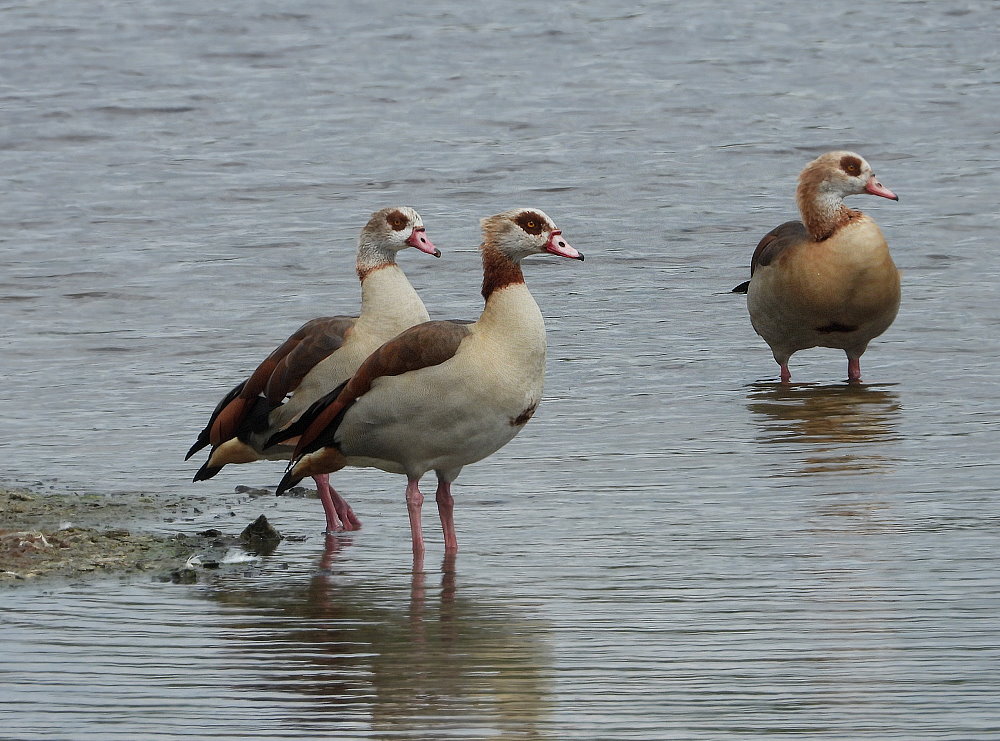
[734,152,900,383]
[187,206,440,532]
[272,208,584,563]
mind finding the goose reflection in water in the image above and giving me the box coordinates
[746,382,902,475]
[207,545,551,739]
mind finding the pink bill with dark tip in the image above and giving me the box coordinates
[545,230,584,260]
[407,227,441,256]
[864,175,898,201]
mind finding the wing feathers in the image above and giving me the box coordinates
[750,220,808,276]
[190,316,356,455]
[291,320,473,459]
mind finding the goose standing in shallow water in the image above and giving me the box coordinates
[733,151,900,383]
[271,208,583,562]
[186,206,440,533]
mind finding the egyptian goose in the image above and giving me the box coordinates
[270,208,583,559]
[733,151,900,383]
[186,206,440,532]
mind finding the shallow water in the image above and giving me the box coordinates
[3,0,1000,738]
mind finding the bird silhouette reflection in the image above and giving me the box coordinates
[206,539,552,739]
[746,382,901,475]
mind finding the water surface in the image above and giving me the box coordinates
[2,0,999,738]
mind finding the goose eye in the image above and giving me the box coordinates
[386,210,408,231]
[839,155,862,177]
[514,212,545,235]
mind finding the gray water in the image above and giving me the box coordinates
[3,0,1000,738]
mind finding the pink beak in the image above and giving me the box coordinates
[545,230,584,260]
[406,227,441,256]
[865,175,899,201]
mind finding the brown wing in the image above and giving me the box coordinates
[262,316,356,404]
[203,316,356,447]
[750,220,808,276]
[292,320,473,458]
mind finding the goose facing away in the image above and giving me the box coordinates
[187,206,440,533]
[733,151,900,383]
[272,208,583,559]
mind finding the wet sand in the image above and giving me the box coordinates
[0,488,284,585]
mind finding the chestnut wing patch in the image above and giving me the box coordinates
[348,320,472,396]
[263,316,356,404]
[293,320,473,457]
[203,315,355,447]
[750,220,808,275]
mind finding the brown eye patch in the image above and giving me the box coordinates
[514,211,546,236]
[840,155,863,177]
[386,209,409,231]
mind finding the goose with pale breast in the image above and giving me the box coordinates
[270,208,583,559]
[186,206,440,532]
[733,151,900,383]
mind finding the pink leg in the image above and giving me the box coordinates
[779,363,791,384]
[405,478,425,559]
[847,357,862,383]
[435,478,458,554]
[314,473,361,531]
[314,474,343,533]
[314,474,361,534]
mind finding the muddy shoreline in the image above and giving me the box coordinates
[0,487,287,586]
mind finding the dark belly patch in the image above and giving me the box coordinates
[511,402,538,426]
[816,322,858,333]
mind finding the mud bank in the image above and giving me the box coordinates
[0,487,285,585]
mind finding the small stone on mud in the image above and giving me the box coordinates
[169,568,198,584]
[239,515,282,546]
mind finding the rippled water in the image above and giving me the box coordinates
[3,0,1000,738]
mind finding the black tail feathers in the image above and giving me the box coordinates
[193,461,224,482]
[185,436,209,461]
[275,469,302,497]
[264,380,348,450]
